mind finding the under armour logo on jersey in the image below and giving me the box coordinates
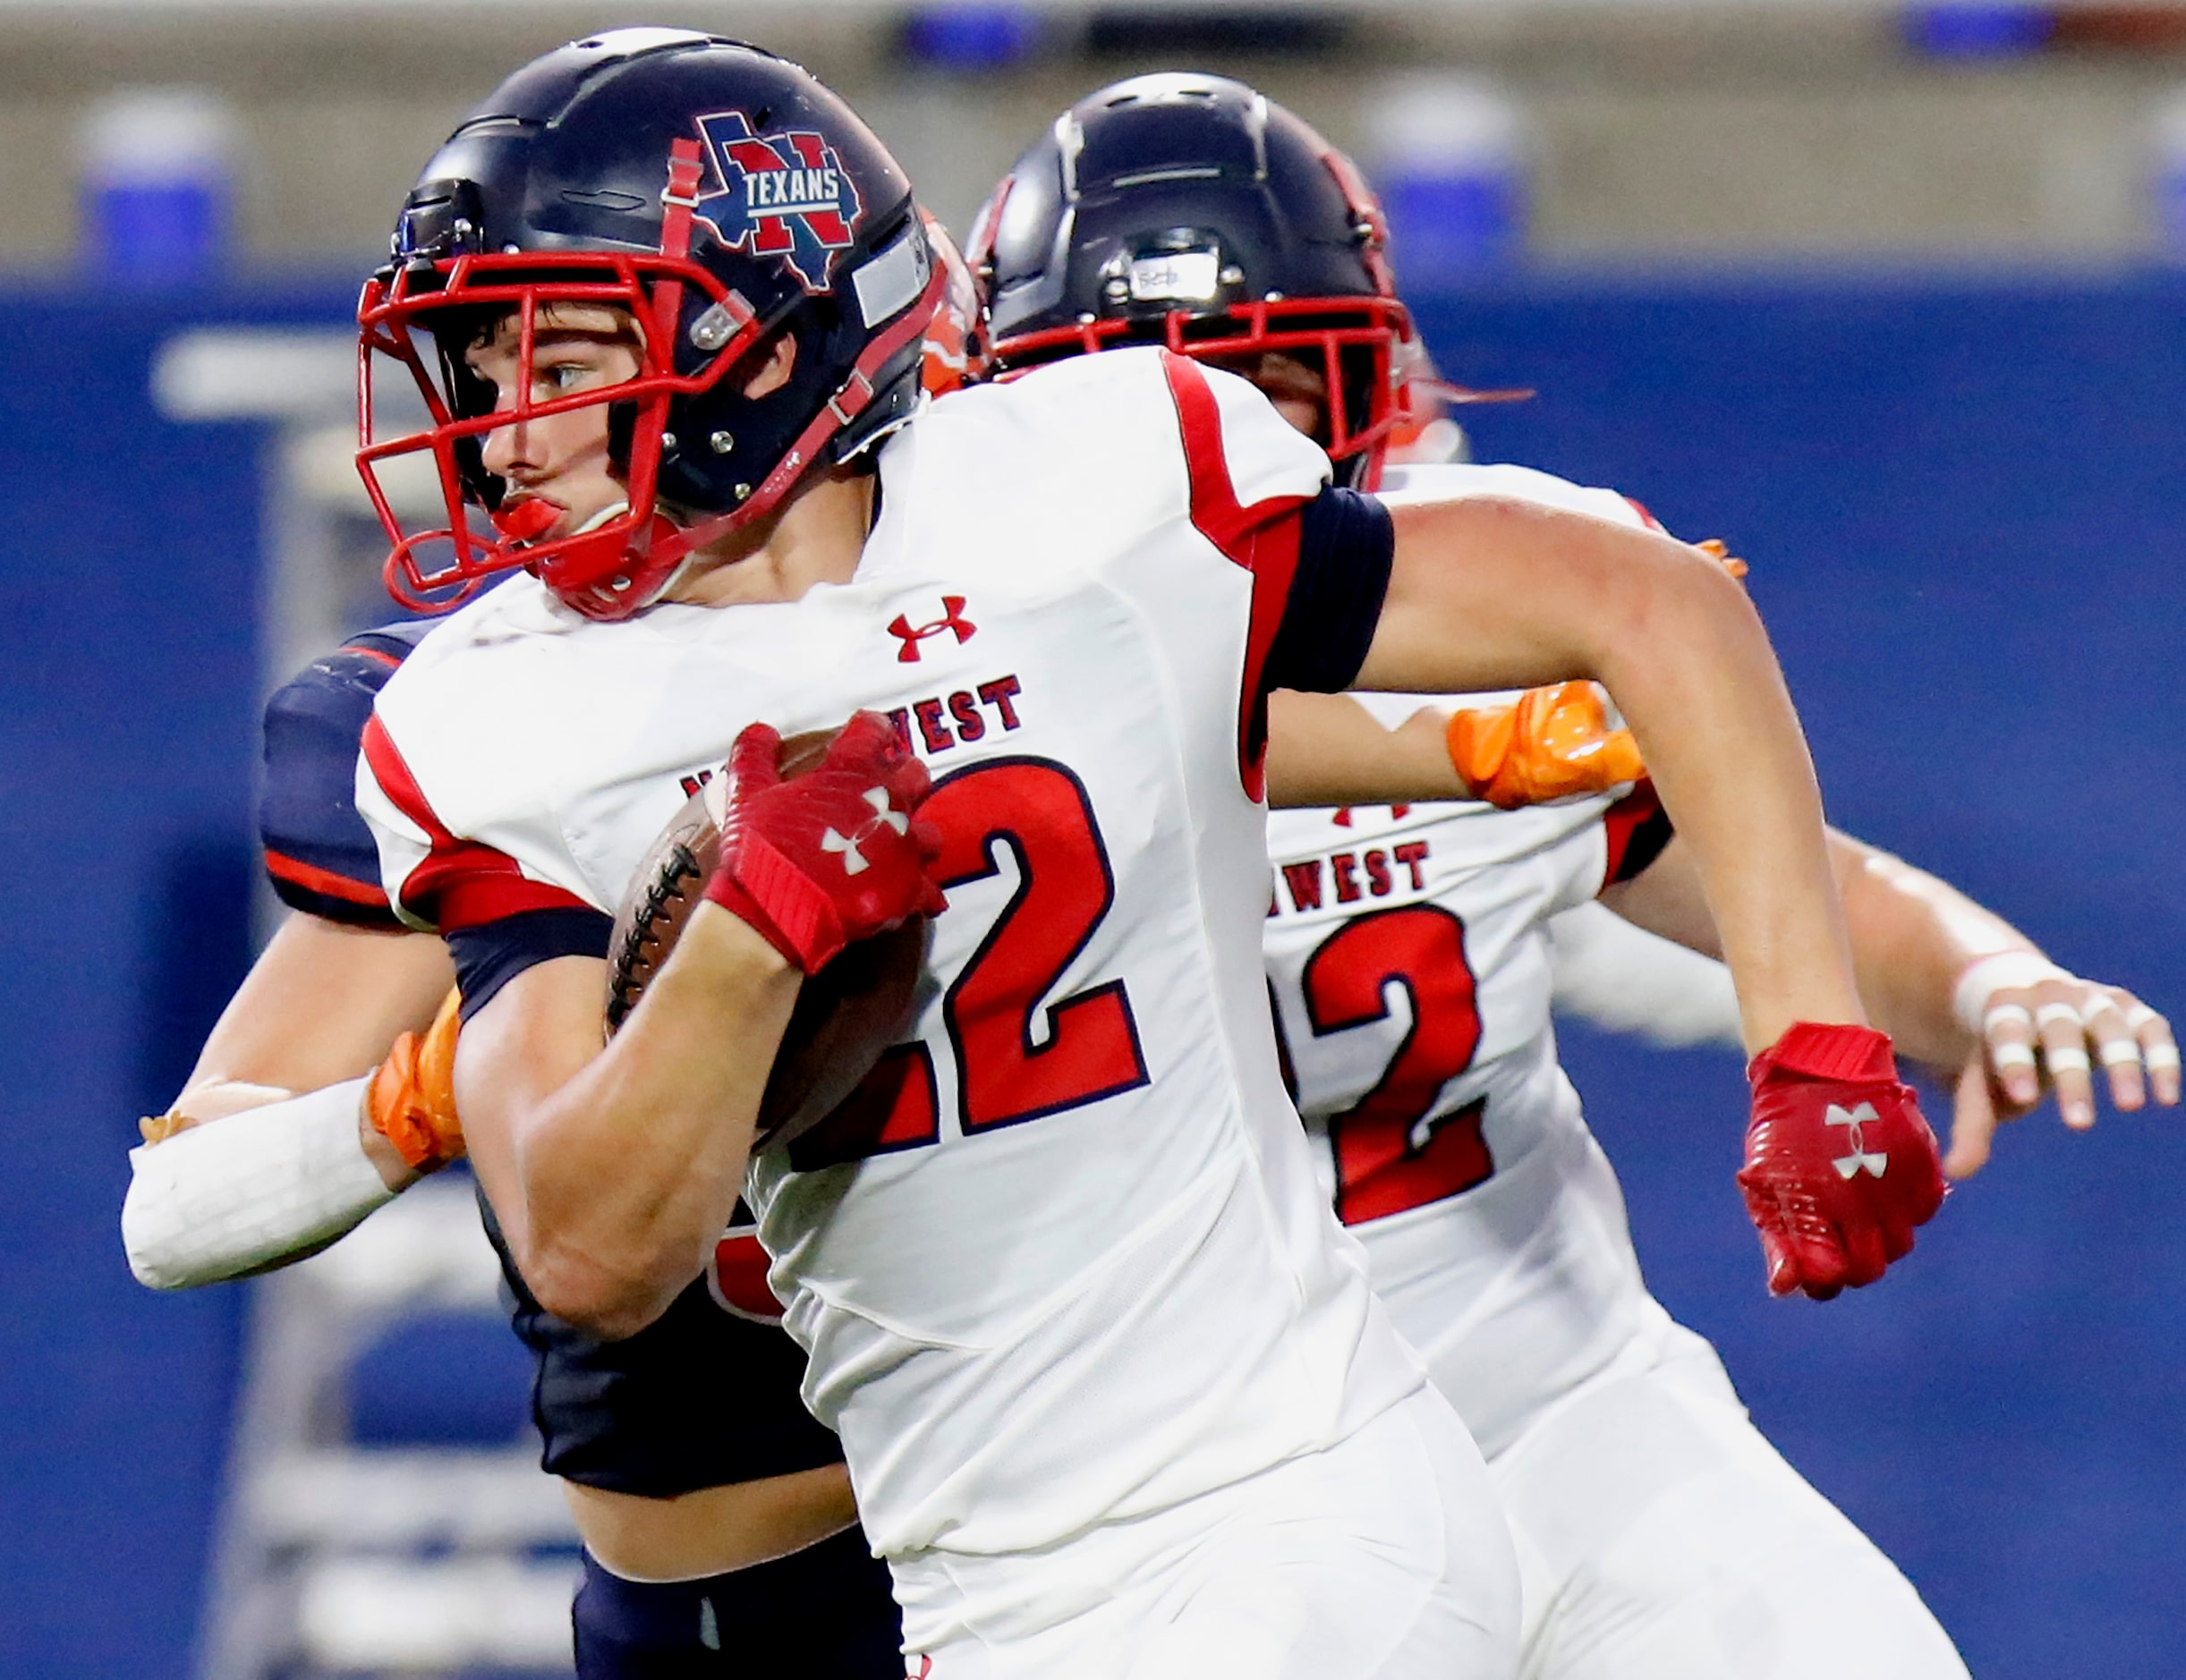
[821,786,910,874]
[690,111,864,293]
[1826,1102,1887,1178]
[888,596,976,663]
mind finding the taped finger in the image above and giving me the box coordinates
[2034,1002,2087,1032]
[2100,1039,2146,1068]
[2044,1047,2092,1076]
[1990,1042,2038,1073]
[1984,1002,2034,1032]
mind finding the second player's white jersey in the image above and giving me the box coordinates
[359,347,1425,1566]
[1264,459,1675,1461]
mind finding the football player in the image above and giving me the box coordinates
[116,202,1034,1672]
[335,30,1943,1680]
[123,617,905,1676]
[969,72,2177,1680]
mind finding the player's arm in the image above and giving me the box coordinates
[1353,496,1941,1298]
[1265,683,1642,810]
[124,626,470,1290]
[453,920,799,1343]
[1357,495,1858,1050]
[167,912,452,1151]
[443,716,940,1341]
[1263,692,1467,807]
[1607,831,2179,1177]
[122,916,464,1289]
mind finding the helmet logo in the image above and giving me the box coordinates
[692,111,864,293]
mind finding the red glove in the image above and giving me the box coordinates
[702,712,946,974]
[1738,1022,1945,1300]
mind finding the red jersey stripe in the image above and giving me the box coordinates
[264,849,388,907]
[1159,351,1315,801]
[361,714,593,931]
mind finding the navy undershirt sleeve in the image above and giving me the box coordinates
[1260,486,1396,700]
[450,907,614,1022]
[259,621,434,927]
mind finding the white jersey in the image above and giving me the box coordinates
[1264,458,1675,1462]
[359,347,1424,1562]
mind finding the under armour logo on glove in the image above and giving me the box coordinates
[704,712,947,974]
[888,596,975,663]
[821,787,910,875]
[1738,1022,1945,1300]
[1825,1102,1888,1179]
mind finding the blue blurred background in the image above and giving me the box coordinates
[0,3,2182,1676]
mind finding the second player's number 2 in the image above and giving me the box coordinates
[1300,904,1493,1225]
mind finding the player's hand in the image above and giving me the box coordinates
[703,711,946,975]
[1941,953,2180,1179]
[1445,681,1646,810]
[140,1082,295,1143]
[1738,1022,1945,1300]
[366,986,466,1171]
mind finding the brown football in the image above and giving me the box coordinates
[603,729,932,1150]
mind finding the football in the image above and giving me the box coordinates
[603,728,932,1150]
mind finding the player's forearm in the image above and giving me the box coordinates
[465,915,799,1339]
[179,914,453,1099]
[1830,831,2035,1073]
[1361,496,1860,1050]
[1599,615,1857,1052]
[1606,828,2022,1067]
[1263,692,1469,808]
[123,1078,396,1287]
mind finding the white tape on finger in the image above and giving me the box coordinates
[2099,1040,2145,1069]
[1954,951,2071,1037]
[2045,1048,2092,1075]
[2035,1002,2086,1031]
[1990,1043,2039,1072]
[2147,1044,2182,1073]
[2125,1004,2162,1031]
[1984,1004,2034,1032]
[122,1077,390,1290]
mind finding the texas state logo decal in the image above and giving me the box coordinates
[691,111,864,293]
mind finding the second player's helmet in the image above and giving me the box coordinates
[358,29,941,618]
[974,72,1410,488]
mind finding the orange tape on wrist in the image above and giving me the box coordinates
[366,987,465,1170]
[1446,683,1646,810]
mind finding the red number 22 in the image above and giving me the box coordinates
[790,756,1147,1168]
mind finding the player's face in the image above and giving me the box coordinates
[1215,351,1328,444]
[465,304,644,539]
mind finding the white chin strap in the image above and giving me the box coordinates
[564,497,698,613]
[122,1078,392,1290]
[574,499,630,535]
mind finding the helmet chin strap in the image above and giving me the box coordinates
[545,498,713,621]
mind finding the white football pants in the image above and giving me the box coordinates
[1492,1325,1969,1680]
[891,1384,1519,1680]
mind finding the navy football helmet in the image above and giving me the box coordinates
[358,29,941,618]
[972,72,1410,488]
